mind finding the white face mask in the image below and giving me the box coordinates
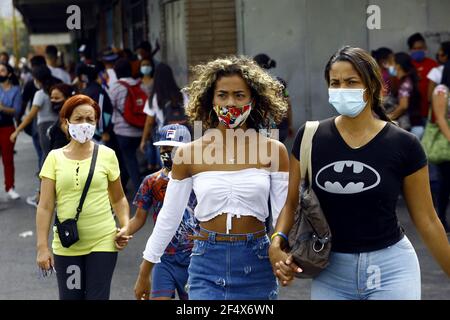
[328,88,367,118]
[68,122,96,144]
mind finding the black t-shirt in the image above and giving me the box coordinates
[291,117,427,253]
[48,119,70,150]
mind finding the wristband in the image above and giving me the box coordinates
[271,231,288,243]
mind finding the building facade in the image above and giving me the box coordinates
[15,0,450,132]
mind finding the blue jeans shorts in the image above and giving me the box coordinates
[311,235,421,300]
[151,250,191,300]
[186,227,278,300]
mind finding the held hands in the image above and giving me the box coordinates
[269,243,302,286]
[115,226,133,250]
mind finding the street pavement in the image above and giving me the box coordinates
[0,134,448,300]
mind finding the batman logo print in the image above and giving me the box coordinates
[315,160,381,194]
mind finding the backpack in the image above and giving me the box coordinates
[117,80,148,128]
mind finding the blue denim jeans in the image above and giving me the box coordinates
[115,135,141,192]
[145,140,161,167]
[31,119,43,171]
[311,235,421,300]
[151,251,190,300]
[186,227,278,300]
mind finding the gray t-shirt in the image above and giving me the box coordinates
[32,89,58,125]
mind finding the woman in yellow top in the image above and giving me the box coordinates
[36,94,132,300]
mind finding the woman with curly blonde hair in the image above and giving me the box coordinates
[134,56,290,300]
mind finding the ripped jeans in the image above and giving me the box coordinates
[186,227,278,300]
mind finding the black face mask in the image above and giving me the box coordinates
[0,75,8,83]
[51,101,64,113]
[160,152,173,170]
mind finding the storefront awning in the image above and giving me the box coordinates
[13,0,94,34]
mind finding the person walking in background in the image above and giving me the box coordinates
[270,46,450,300]
[140,62,188,172]
[254,53,294,143]
[101,48,119,94]
[387,52,423,138]
[47,83,75,150]
[79,62,114,144]
[36,94,131,300]
[109,58,146,193]
[11,65,60,166]
[0,62,22,200]
[121,48,141,78]
[427,41,450,98]
[23,83,75,209]
[18,56,54,172]
[78,61,130,189]
[45,45,71,85]
[18,57,63,208]
[139,58,154,97]
[424,42,450,220]
[407,33,438,120]
[371,47,396,96]
[136,41,160,66]
[430,62,450,233]
[131,124,197,300]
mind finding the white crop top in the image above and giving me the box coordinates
[142,168,288,263]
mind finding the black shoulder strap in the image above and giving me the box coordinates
[75,144,99,221]
[55,144,99,225]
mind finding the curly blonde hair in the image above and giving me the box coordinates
[184,56,288,131]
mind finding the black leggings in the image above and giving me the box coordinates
[54,252,118,300]
[437,162,450,229]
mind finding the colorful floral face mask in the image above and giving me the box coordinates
[213,102,252,129]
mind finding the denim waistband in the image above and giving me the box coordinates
[197,226,267,243]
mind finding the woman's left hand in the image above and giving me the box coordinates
[115,226,133,250]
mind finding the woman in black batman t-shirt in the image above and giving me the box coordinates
[269,46,450,300]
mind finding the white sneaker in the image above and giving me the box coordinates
[7,188,20,200]
[26,195,38,208]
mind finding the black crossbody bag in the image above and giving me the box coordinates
[54,144,99,248]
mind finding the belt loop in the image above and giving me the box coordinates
[208,231,216,243]
[246,232,254,243]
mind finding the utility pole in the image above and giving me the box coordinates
[0,6,3,52]
[12,0,19,67]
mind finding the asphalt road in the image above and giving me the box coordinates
[0,134,448,300]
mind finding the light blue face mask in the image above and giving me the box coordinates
[140,65,152,75]
[388,65,397,77]
[328,88,367,118]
